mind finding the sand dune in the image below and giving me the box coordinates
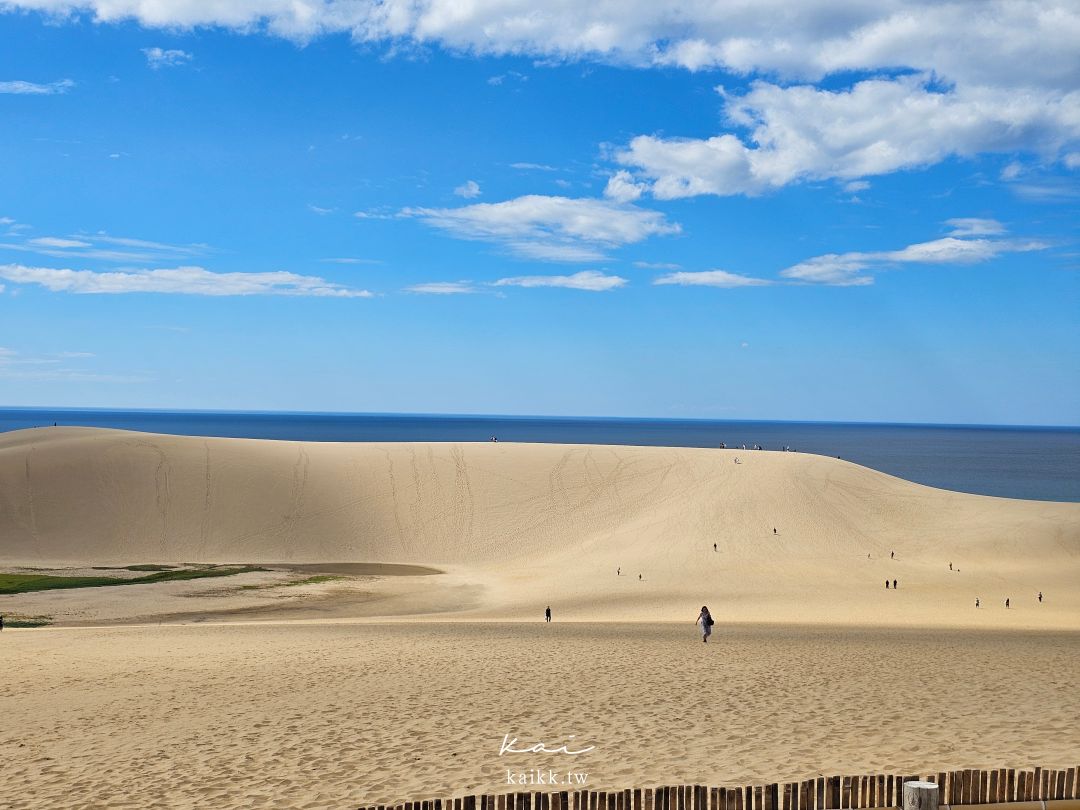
[3,622,1079,809]
[1,426,1077,627]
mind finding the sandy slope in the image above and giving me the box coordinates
[2,622,1078,809]
[1,426,1077,628]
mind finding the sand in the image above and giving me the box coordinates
[2,622,1078,810]
[1,427,1078,628]
[1,427,1078,809]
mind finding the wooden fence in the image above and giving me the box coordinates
[358,766,1080,810]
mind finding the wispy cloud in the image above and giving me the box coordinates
[780,222,1048,286]
[654,269,771,287]
[454,180,481,199]
[0,264,373,297]
[510,162,558,172]
[633,260,681,270]
[402,195,679,263]
[0,230,210,264]
[493,270,626,291]
[320,257,383,265]
[0,347,145,383]
[142,47,193,69]
[308,204,335,215]
[0,79,74,95]
[405,281,480,295]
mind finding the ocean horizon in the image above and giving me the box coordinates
[3,407,1078,503]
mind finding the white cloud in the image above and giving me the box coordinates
[142,47,193,69]
[780,227,1048,286]
[8,3,1079,195]
[654,269,771,288]
[402,195,679,262]
[945,218,1006,237]
[616,76,1080,198]
[454,180,481,198]
[603,170,647,203]
[0,263,373,297]
[3,3,1074,91]
[406,281,478,294]
[0,79,74,95]
[843,180,870,193]
[0,347,143,383]
[1,231,209,263]
[633,260,681,270]
[308,204,334,215]
[493,270,626,291]
[1000,161,1024,180]
[28,237,92,248]
[1064,153,1080,169]
[510,162,557,172]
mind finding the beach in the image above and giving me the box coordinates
[1,427,1078,808]
[3,622,1078,810]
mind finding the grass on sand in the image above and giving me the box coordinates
[0,566,266,595]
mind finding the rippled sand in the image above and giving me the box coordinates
[3,622,1077,810]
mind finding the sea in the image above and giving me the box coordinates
[1,408,1077,503]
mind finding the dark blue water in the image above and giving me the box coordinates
[1,408,1077,503]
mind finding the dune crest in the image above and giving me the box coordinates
[1,426,1077,627]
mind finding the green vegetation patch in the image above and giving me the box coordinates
[0,566,266,595]
[2,614,53,628]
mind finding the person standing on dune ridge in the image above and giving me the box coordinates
[696,605,714,643]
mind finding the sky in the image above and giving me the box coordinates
[0,1,1078,425]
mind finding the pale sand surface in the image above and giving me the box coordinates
[2,622,1078,810]
[2,428,1078,629]
[1,428,1078,808]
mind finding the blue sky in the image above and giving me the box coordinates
[1,2,1078,424]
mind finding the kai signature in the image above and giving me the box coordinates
[499,734,596,756]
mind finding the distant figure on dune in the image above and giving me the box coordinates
[545,605,551,623]
[885,580,889,589]
[773,527,777,535]
[1005,598,1010,609]
[1038,591,1043,603]
[890,551,894,559]
[893,579,897,589]
[975,598,980,608]
[949,562,953,571]
[713,543,717,552]
[617,567,621,576]
[696,605,714,643]
[638,573,642,581]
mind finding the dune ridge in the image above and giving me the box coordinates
[1,426,1077,627]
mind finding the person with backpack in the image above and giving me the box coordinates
[696,605,715,643]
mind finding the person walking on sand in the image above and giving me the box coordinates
[1038,591,1043,603]
[1005,598,1010,609]
[545,605,551,623]
[773,527,777,535]
[885,580,889,589]
[890,551,894,559]
[617,567,621,576]
[893,579,897,589]
[696,605,714,643]
[713,542,717,552]
[975,598,980,608]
